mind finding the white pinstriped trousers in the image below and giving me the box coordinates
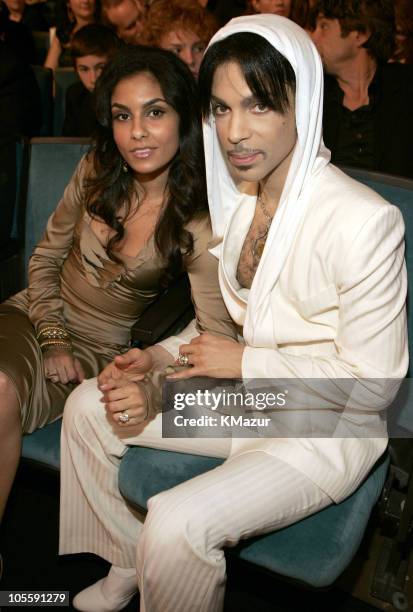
[59,378,332,612]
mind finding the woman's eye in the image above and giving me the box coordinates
[148,108,165,118]
[113,113,129,121]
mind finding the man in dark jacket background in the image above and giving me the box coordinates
[311,0,413,179]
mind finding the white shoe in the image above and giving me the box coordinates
[73,566,138,612]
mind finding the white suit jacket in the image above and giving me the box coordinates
[216,164,408,502]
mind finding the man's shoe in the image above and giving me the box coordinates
[73,567,137,612]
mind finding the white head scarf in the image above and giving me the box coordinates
[203,14,330,347]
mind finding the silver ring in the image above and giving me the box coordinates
[119,412,130,424]
[177,353,189,367]
[49,374,59,383]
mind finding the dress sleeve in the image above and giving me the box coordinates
[28,155,90,334]
[157,215,238,359]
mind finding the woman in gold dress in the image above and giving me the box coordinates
[0,44,236,521]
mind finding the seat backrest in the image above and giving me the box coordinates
[24,137,90,276]
[342,167,413,434]
[32,31,50,65]
[32,65,53,136]
[53,68,79,136]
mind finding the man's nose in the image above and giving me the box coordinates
[311,26,321,46]
[181,47,194,68]
[227,112,250,144]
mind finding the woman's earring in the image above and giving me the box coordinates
[122,161,128,173]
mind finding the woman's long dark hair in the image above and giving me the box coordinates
[88,45,208,285]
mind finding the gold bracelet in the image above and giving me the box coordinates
[39,339,72,353]
[37,326,70,342]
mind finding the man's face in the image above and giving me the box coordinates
[4,0,25,15]
[159,28,206,80]
[311,15,362,75]
[251,0,291,18]
[75,54,107,92]
[211,61,297,185]
[105,0,144,43]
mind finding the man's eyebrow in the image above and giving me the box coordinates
[211,94,261,107]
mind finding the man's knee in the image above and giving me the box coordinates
[143,488,219,561]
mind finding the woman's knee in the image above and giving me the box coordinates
[0,371,20,429]
[0,371,17,398]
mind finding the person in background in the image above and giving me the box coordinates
[310,0,413,179]
[0,0,35,62]
[101,0,144,43]
[0,42,41,138]
[245,0,309,28]
[1,0,49,30]
[144,0,218,80]
[392,0,413,64]
[44,0,100,69]
[203,0,247,26]
[62,24,121,136]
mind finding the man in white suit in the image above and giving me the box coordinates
[61,14,408,612]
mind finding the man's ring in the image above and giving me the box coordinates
[177,353,189,367]
[119,412,130,424]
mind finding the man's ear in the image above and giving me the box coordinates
[354,28,371,48]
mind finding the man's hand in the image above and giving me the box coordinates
[98,348,154,388]
[100,376,149,426]
[168,334,244,379]
[43,348,85,384]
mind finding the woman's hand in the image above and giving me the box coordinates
[100,376,149,426]
[168,334,244,379]
[97,348,154,388]
[43,348,85,384]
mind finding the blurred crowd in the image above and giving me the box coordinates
[1,0,413,177]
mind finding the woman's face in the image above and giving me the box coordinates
[251,0,292,18]
[68,0,95,22]
[111,72,180,180]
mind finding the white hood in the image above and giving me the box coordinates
[203,14,330,347]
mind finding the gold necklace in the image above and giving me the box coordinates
[252,190,273,260]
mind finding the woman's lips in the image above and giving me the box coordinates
[130,148,155,159]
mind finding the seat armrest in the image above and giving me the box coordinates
[130,274,194,348]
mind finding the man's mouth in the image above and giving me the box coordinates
[227,150,261,166]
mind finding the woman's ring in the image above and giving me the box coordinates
[119,412,130,424]
[49,374,59,383]
[177,353,189,367]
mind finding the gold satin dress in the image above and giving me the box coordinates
[0,158,236,433]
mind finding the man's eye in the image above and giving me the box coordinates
[212,104,228,116]
[170,47,182,56]
[193,43,206,54]
[252,103,268,113]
